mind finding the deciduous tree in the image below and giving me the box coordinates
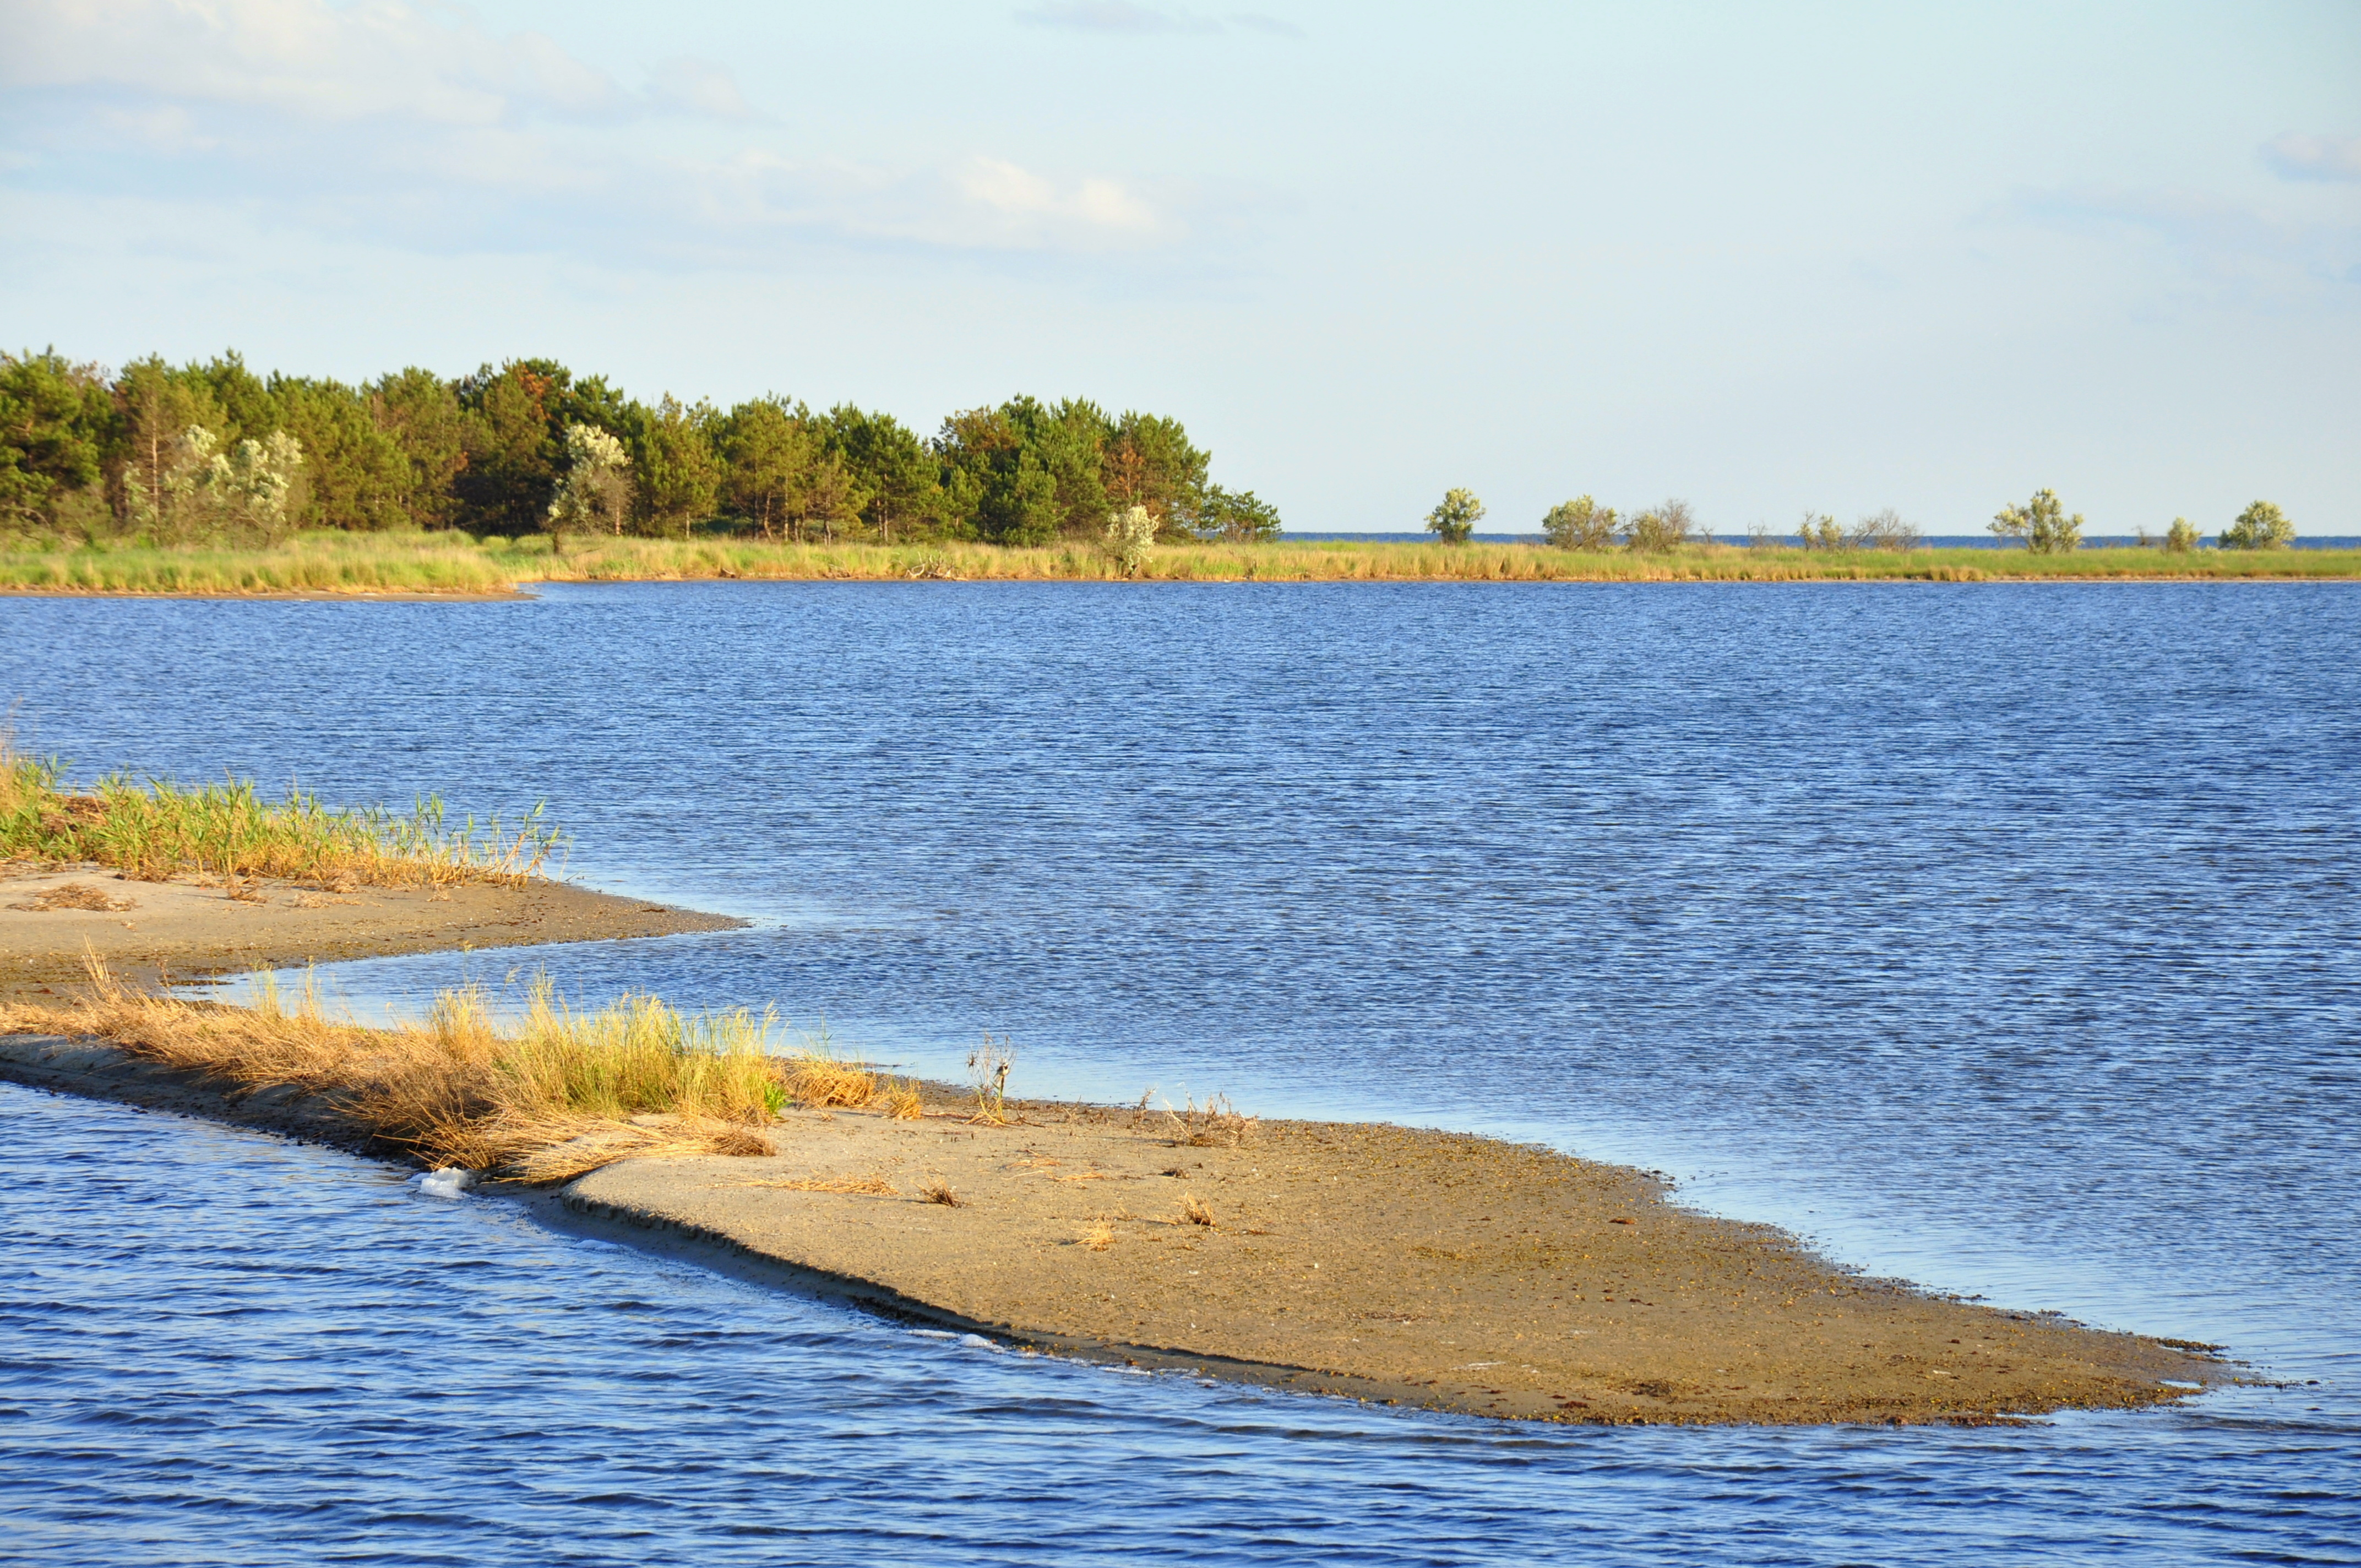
[1990,489,2082,554]
[1426,487,1484,543]
[2218,500,2293,550]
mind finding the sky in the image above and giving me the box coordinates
[2,0,2356,536]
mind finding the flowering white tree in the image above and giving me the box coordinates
[547,422,632,545]
[1104,502,1156,576]
[123,424,304,542]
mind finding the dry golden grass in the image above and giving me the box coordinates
[783,1041,879,1108]
[1179,1193,1217,1227]
[1,744,559,889]
[880,1077,924,1120]
[1078,1219,1116,1251]
[1170,1093,1260,1148]
[0,961,785,1180]
[6,879,134,912]
[921,1181,961,1207]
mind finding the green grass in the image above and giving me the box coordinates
[1,748,561,888]
[1,529,2354,594]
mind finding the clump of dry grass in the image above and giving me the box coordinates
[880,1077,924,1120]
[6,879,134,912]
[1078,1219,1116,1251]
[922,1181,960,1207]
[0,744,561,889]
[1169,1092,1259,1148]
[1179,1193,1216,1227]
[2,960,786,1182]
[781,1030,880,1108]
[967,1031,1016,1124]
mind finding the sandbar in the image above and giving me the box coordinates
[0,880,2229,1425]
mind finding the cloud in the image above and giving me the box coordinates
[2261,133,2361,184]
[648,58,754,121]
[0,0,740,126]
[1227,13,1305,38]
[0,0,1200,266]
[2003,182,2360,307]
[1014,3,1301,37]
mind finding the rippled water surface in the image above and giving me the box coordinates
[4,581,2357,1564]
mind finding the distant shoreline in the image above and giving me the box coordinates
[2,531,2357,597]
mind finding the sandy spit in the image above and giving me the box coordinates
[0,1021,2230,1428]
[0,866,743,999]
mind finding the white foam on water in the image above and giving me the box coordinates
[418,1168,475,1200]
[958,1334,1002,1352]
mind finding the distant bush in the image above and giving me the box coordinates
[1991,489,2083,554]
[1848,508,1923,551]
[2164,517,2200,553]
[2218,500,2293,551]
[1425,487,1484,543]
[1624,498,1698,553]
[1541,495,1619,550]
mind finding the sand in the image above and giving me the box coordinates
[0,865,743,999]
[0,873,2231,1425]
[551,1100,2227,1425]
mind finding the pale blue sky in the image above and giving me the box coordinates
[4,1,2356,535]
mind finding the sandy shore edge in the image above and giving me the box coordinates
[1,866,744,998]
[0,1026,2234,1428]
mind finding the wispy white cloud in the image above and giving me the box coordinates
[0,0,646,125]
[2261,132,2361,184]
[0,0,1197,264]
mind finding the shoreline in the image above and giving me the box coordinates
[3,533,2357,598]
[0,875,2234,1427]
[0,865,743,999]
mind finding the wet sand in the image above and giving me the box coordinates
[0,878,2229,1425]
[0,865,743,999]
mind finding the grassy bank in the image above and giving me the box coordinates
[2,749,559,888]
[0,966,846,1179]
[0,531,520,596]
[2,530,2356,595]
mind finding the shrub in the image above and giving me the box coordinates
[1103,503,1157,575]
[2164,517,2201,553]
[2219,500,2293,550]
[1848,508,1922,551]
[1424,487,1484,543]
[1541,496,1618,550]
[1624,498,1697,552]
[1991,489,2083,554]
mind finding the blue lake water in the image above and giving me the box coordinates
[3,581,2357,1564]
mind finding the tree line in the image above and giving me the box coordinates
[0,349,1282,547]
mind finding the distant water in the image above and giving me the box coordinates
[4,581,2358,1564]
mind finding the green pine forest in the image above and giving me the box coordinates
[0,348,1282,547]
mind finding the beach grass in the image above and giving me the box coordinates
[1,963,803,1179]
[3,530,2356,595]
[0,746,561,888]
[0,530,521,596]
